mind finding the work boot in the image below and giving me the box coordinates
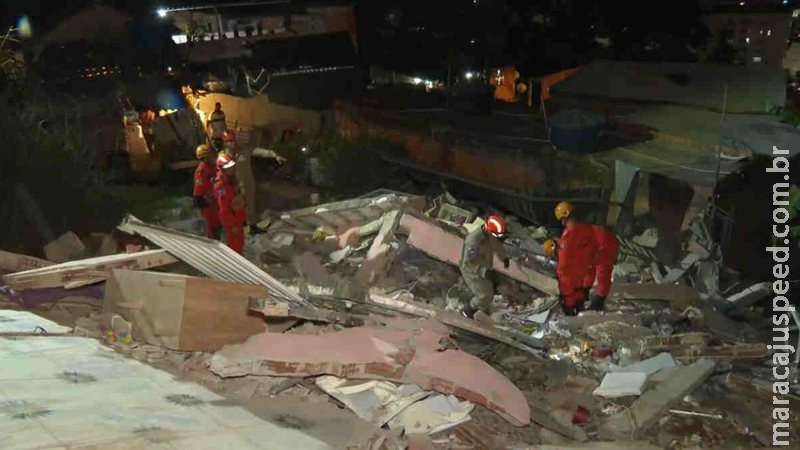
[461,305,477,319]
[589,295,606,311]
[561,303,578,316]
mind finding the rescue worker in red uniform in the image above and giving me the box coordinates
[221,129,236,156]
[581,223,619,311]
[192,144,221,239]
[545,202,619,315]
[213,153,248,254]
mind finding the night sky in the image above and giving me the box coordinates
[2,0,797,77]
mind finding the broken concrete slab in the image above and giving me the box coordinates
[355,211,402,286]
[726,282,771,307]
[279,193,426,234]
[399,214,558,295]
[517,442,662,450]
[404,346,530,426]
[1,249,179,290]
[43,231,87,263]
[249,297,364,327]
[593,372,647,398]
[208,319,531,427]
[368,290,544,356]
[660,253,700,284]
[608,282,702,310]
[613,352,675,376]
[600,359,716,439]
[0,249,53,273]
[561,313,640,331]
[586,321,654,344]
[292,251,336,286]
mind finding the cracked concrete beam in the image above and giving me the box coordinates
[399,214,558,295]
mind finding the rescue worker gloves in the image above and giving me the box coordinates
[485,215,507,238]
[216,152,236,170]
[543,239,557,258]
[554,201,575,222]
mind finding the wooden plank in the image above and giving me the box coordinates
[0,250,53,273]
[248,297,364,327]
[178,277,269,351]
[103,269,186,349]
[2,250,178,289]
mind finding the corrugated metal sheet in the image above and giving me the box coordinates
[119,215,309,306]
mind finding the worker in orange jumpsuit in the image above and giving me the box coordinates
[549,201,599,316]
[581,223,619,311]
[546,202,620,314]
[221,129,236,156]
[192,144,221,239]
[213,152,248,254]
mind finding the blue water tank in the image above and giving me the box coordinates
[549,110,606,155]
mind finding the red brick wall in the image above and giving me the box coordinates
[334,102,544,190]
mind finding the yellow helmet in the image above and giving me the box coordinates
[543,239,557,258]
[554,201,575,221]
[196,144,213,159]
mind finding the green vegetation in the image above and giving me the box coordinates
[0,86,181,254]
[272,132,403,198]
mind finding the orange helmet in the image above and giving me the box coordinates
[216,152,236,170]
[543,239,557,258]
[554,201,575,221]
[484,215,506,237]
[222,129,236,142]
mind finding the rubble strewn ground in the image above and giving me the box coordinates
[1,188,799,450]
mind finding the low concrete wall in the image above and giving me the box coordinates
[334,101,545,192]
[194,92,323,143]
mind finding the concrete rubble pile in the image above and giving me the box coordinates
[0,189,798,449]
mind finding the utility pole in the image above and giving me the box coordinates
[446,61,452,110]
[711,84,728,239]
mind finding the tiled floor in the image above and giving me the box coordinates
[0,312,332,450]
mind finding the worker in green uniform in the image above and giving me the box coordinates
[460,215,511,318]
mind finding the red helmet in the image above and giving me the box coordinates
[216,152,236,170]
[222,129,236,142]
[485,215,506,237]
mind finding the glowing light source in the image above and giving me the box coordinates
[157,8,168,18]
[17,16,32,38]
[465,71,474,80]
[301,147,308,153]
[412,77,422,85]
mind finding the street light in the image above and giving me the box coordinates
[157,8,167,18]
[465,71,474,80]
